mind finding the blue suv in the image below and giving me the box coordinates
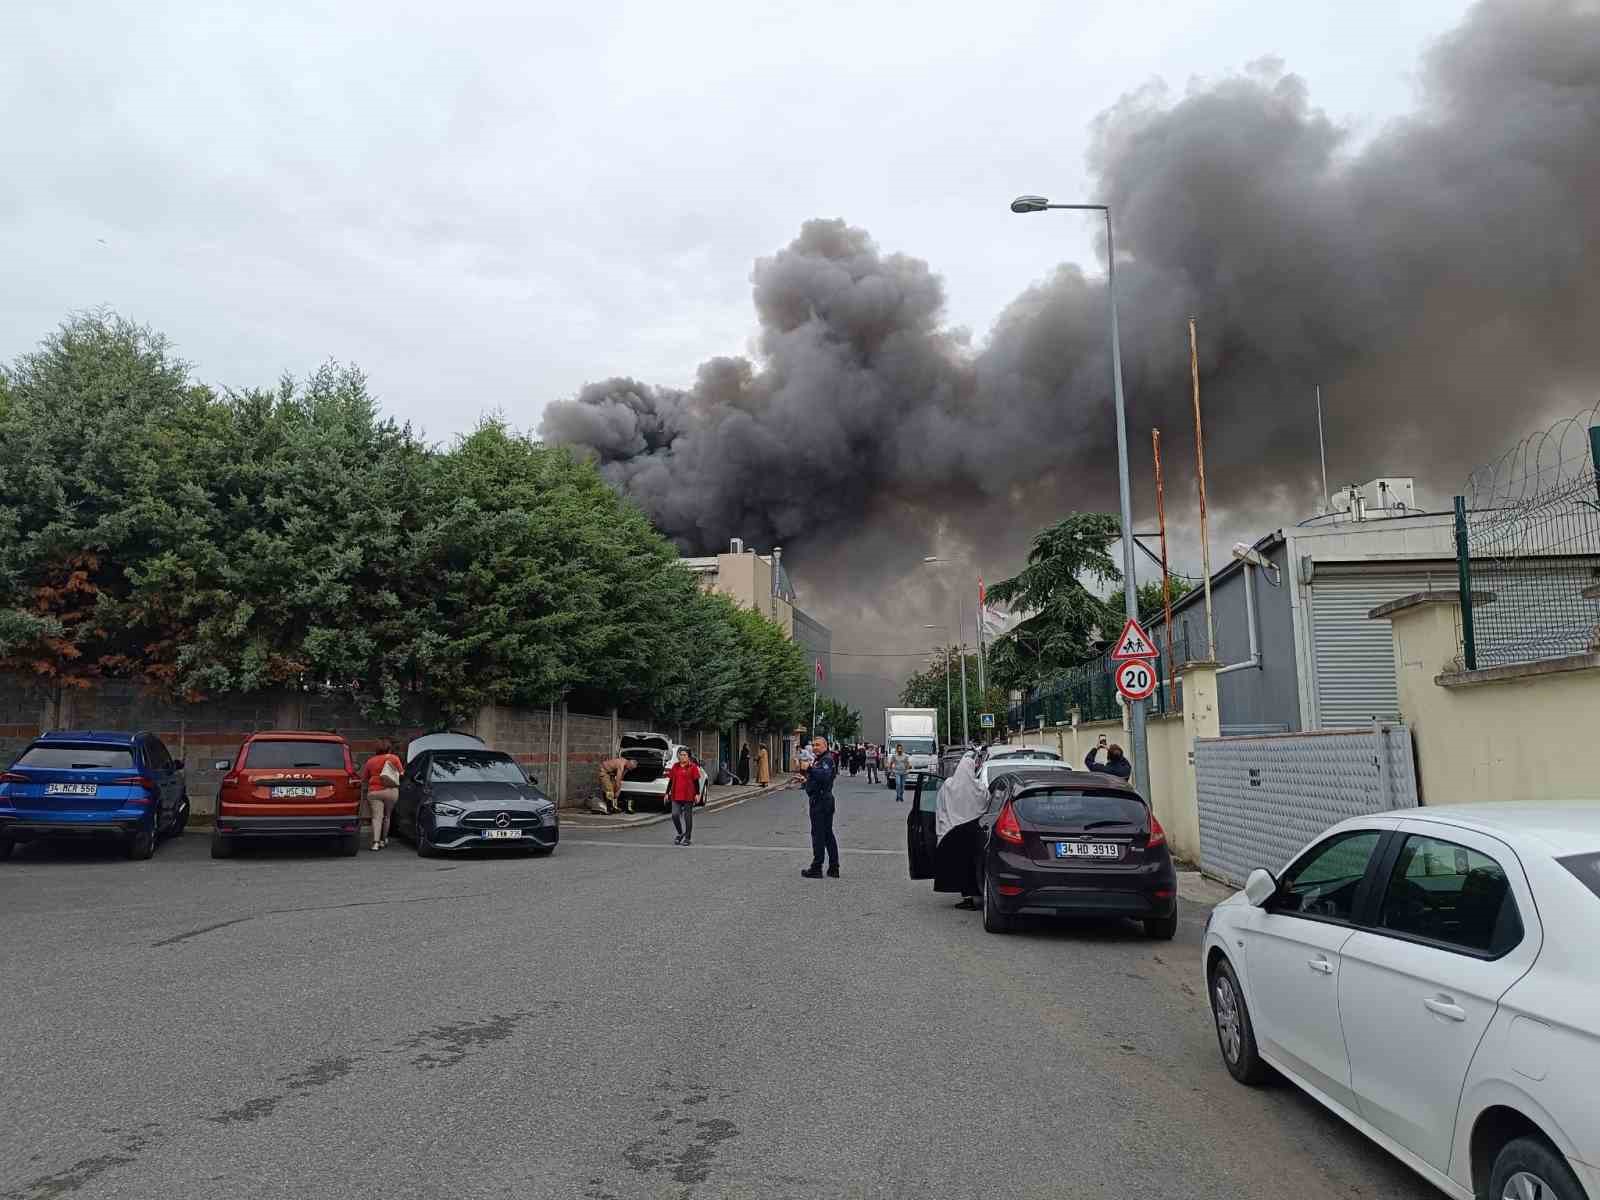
[0,731,190,860]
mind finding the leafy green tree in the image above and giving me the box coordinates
[0,311,819,732]
[0,313,211,695]
[1136,577,1195,623]
[899,650,1009,743]
[814,696,861,741]
[985,513,1122,689]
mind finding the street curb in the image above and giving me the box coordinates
[559,780,796,831]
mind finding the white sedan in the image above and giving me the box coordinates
[1203,804,1600,1200]
[978,745,1066,790]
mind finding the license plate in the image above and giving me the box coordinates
[483,829,523,840]
[271,786,317,798]
[45,782,98,796]
[1054,841,1121,860]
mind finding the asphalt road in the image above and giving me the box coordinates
[0,772,1438,1200]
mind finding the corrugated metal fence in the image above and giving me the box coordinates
[1193,724,1419,887]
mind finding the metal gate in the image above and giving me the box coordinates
[1307,570,1432,728]
[1193,724,1419,887]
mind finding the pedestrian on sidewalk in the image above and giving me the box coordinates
[1088,739,1139,784]
[888,743,911,802]
[866,743,881,784]
[1083,734,1110,773]
[360,737,403,851]
[756,743,771,786]
[737,743,751,785]
[599,754,637,813]
[665,747,704,845]
[793,735,840,879]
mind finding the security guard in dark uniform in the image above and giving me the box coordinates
[796,735,840,879]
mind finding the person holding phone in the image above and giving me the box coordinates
[1084,734,1111,773]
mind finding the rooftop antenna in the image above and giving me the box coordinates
[1316,385,1331,514]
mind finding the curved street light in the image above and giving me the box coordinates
[1007,192,1148,793]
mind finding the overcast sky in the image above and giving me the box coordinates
[5,0,1472,446]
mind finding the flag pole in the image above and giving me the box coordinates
[975,576,987,695]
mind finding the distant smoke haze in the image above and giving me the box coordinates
[543,0,1600,704]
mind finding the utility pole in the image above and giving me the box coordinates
[1153,428,1176,695]
[1189,316,1215,659]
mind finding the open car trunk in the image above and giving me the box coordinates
[620,733,671,783]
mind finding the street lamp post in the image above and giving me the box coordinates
[924,558,971,745]
[923,624,953,747]
[1008,195,1149,794]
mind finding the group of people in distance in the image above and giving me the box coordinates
[818,742,884,782]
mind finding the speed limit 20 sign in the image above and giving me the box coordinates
[1115,657,1158,702]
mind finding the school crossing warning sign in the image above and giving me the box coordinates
[1109,616,1158,661]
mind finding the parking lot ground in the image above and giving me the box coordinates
[0,773,1437,1200]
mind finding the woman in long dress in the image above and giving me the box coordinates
[756,743,771,785]
[934,752,989,909]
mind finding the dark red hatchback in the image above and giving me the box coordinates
[211,731,362,857]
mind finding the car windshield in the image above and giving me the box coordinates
[991,748,1061,761]
[1015,789,1146,827]
[242,741,347,769]
[15,745,134,769]
[428,753,527,784]
[892,738,936,756]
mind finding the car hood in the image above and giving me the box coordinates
[427,781,552,809]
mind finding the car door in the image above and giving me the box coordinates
[144,737,177,828]
[1337,823,1538,1173]
[395,754,423,833]
[906,773,940,879]
[1242,826,1389,1111]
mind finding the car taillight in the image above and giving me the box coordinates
[994,800,1023,846]
[1148,813,1167,848]
[0,771,26,784]
[110,775,159,802]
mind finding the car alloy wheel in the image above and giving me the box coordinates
[1213,975,1243,1064]
[1491,1138,1587,1200]
[1503,1174,1554,1200]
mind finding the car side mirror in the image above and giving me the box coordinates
[213,759,232,771]
[1244,868,1277,907]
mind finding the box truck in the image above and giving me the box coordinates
[882,707,939,786]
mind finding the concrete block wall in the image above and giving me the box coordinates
[561,711,615,806]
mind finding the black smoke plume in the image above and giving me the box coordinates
[542,0,1600,692]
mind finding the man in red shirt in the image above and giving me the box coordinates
[664,747,704,845]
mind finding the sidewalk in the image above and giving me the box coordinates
[1176,868,1236,906]
[559,779,795,831]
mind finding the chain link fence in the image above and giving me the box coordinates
[1456,405,1600,669]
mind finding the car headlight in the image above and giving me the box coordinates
[431,802,465,818]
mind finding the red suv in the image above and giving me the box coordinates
[211,731,362,858]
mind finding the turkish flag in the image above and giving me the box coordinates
[815,658,824,683]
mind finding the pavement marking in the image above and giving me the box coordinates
[563,838,899,855]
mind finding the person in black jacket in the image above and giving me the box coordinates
[1089,742,1133,781]
[793,735,840,879]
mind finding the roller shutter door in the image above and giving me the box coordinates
[1309,571,1433,728]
